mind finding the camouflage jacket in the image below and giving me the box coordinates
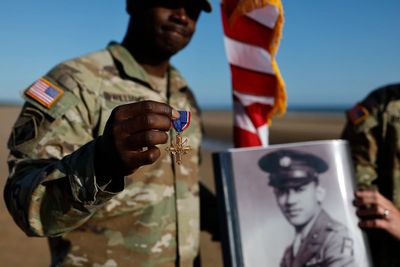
[341,83,400,267]
[4,43,203,267]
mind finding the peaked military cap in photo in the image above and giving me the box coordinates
[258,149,329,188]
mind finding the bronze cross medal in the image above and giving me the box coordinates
[166,110,192,165]
[167,133,191,165]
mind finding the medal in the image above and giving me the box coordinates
[166,111,192,165]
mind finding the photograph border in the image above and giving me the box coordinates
[213,140,372,267]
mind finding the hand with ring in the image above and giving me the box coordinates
[354,189,400,240]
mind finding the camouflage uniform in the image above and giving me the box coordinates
[341,83,400,267]
[4,43,202,267]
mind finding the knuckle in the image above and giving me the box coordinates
[162,116,172,129]
[160,132,168,143]
[113,122,128,139]
[160,132,168,144]
[142,100,155,111]
[144,133,153,145]
[150,149,161,161]
[112,105,124,120]
[143,114,156,128]
[138,132,153,146]
[144,150,160,164]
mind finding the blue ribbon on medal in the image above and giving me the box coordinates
[167,111,192,165]
[172,111,191,133]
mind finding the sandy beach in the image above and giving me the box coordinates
[0,106,346,266]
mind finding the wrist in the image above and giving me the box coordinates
[94,136,127,181]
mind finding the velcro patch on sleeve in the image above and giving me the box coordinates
[9,105,44,148]
[25,78,64,109]
[347,104,369,125]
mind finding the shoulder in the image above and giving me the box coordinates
[48,48,115,90]
[354,83,400,116]
[364,83,400,107]
[318,211,353,248]
[9,50,113,152]
[311,211,351,240]
[316,210,343,229]
[22,49,114,119]
[318,212,355,263]
[345,83,400,131]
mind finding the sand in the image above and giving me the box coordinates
[0,106,347,266]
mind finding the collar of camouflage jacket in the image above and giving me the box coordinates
[107,42,188,94]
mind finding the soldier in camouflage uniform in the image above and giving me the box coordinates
[3,1,212,266]
[258,150,355,267]
[342,84,400,267]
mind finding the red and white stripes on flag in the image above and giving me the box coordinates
[221,0,286,147]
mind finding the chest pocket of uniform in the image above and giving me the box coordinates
[103,91,146,107]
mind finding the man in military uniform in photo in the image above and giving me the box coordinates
[259,149,355,267]
[3,1,216,267]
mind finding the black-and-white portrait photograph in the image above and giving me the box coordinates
[214,140,371,267]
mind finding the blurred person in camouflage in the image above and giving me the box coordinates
[3,0,213,266]
[342,83,400,267]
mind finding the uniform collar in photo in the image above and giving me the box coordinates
[296,209,320,241]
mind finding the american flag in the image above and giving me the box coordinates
[221,0,286,147]
[25,78,64,109]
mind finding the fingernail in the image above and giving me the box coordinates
[172,109,180,119]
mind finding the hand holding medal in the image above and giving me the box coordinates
[166,111,192,165]
[96,101,179,177]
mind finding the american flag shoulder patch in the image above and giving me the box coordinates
[25,78,64,109]
[347,104,369,125]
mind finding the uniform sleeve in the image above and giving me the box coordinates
[341,104,380,188]
[4,67,123,237]
[323,229,355,267]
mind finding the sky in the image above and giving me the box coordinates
[1,0,399,110]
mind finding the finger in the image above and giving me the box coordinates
[353,197,376,207]
[114,101,178,121]
[355,190,379,206]
[374,192,396,209]
[356,190,395,210]
[115,113,172,135]
[356,205,387,218]
[117,131,169,150]
[355,190,376,200]
[359,218,390,231]
[123,146,161,168]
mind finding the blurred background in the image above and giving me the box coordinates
[1,0,399,265]
[1,0,400,109]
